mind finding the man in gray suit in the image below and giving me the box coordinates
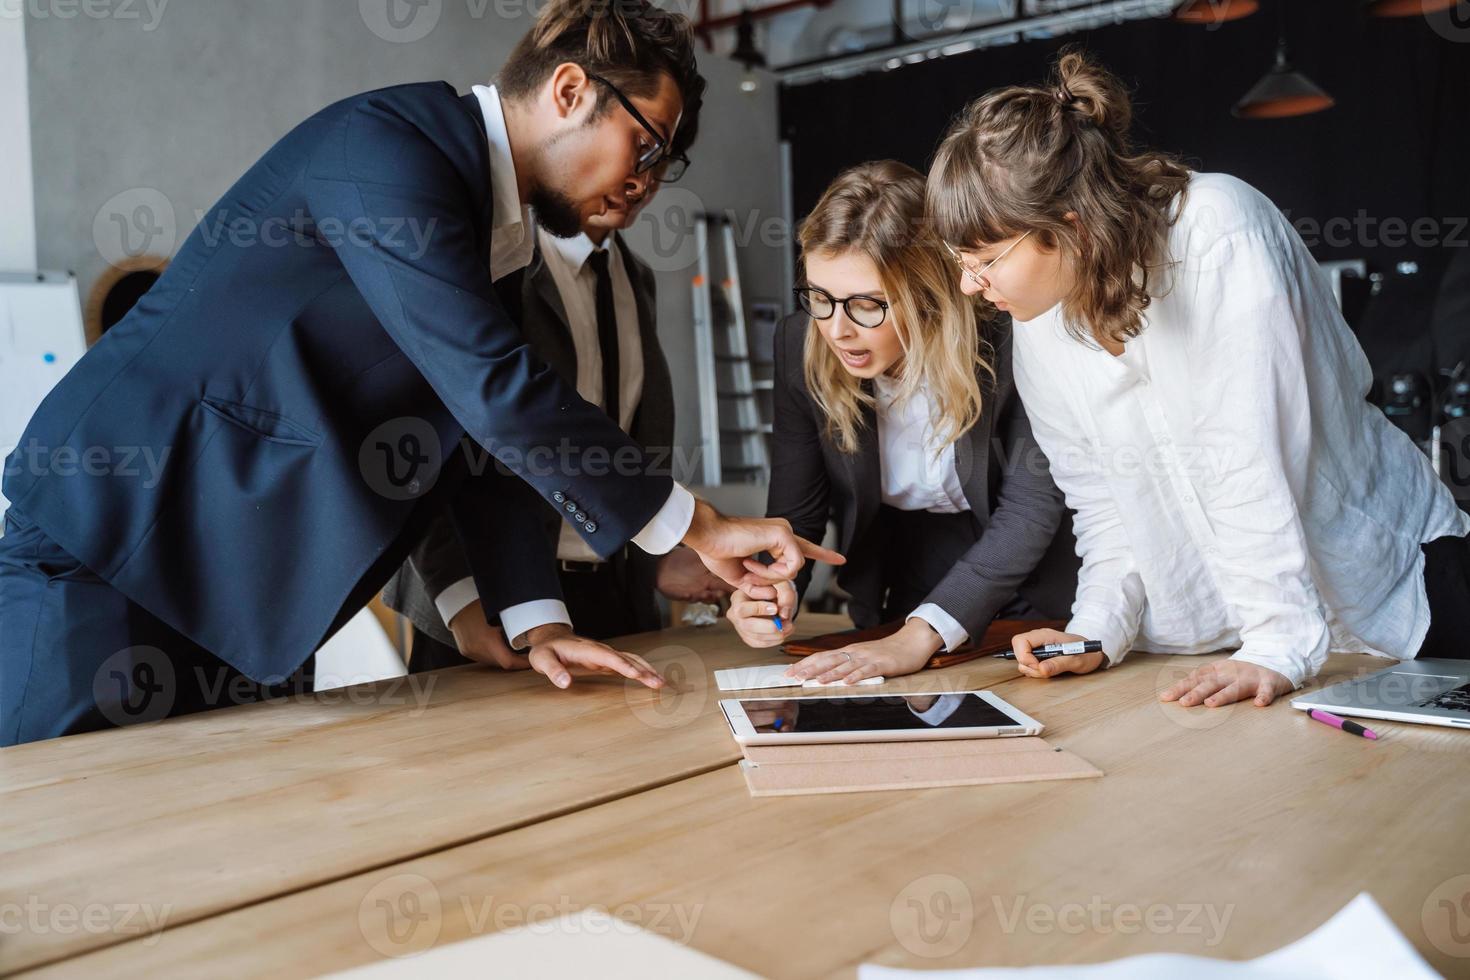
[384,178,730,670]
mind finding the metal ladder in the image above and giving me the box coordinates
[692,213,770,486]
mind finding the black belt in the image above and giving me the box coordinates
[558,559,607,574]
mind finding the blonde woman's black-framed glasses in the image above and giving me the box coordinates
[794,284,890,328]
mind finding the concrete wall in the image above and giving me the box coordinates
[23,0,783,469]
[0,9,36,271]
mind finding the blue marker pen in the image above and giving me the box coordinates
[773,615,784,631]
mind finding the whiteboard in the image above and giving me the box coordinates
[0,271,87,520]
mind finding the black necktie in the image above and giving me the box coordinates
[587,248,621,425]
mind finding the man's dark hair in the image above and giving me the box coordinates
[498,0,705,146]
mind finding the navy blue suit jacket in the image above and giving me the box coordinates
[2,82,672,682]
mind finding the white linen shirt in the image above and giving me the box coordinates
[1011,172,1470,688]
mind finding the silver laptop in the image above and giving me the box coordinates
[1291,659,1470,730]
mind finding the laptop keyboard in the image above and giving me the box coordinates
[1420,682,1470,712]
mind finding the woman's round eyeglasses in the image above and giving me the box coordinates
[794,284,890,328]
[944,230,1032,291]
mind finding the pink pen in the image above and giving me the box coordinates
[1307,708,1379,741]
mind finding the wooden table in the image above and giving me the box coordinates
[7,618,1470,978]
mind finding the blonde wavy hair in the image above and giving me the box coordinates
[798,160,989,455]
[926,46,1192,347]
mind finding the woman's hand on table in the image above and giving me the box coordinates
[727,580,798,648]
[786,618,944,685]
[1159,658,1293,708]
[1010,628,1107,678]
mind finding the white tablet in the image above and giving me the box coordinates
[720,690,1043,745]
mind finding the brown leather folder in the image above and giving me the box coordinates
[782,618,1067,669]
[738,736,1102,796]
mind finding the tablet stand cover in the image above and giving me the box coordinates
[738,736,1102,797]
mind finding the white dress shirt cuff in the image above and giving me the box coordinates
[434,577,482,630]
[1229,648,1309,691]
[501,599,573,650]
[907,604,970,652]
[1066,610,1135,668]
[435,579,572,649]
[910,693,966,725]
[632,482,696,556]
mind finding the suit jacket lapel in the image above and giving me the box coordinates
[521,248,578,385]
[457,93,495,255]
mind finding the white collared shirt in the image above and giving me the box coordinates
[538,227,646,563]
[1011,171,1470,687]
[873,375,968,514]
[871,375,972,652]
[472,85,536,283]
[433,87,694,646]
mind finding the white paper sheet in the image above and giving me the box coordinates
[715,663,885,691]
[329,908,758,978]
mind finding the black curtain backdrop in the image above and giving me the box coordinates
[779,1,1470,276]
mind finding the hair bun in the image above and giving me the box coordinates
[1050,46,1131,140]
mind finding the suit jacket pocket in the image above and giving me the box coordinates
[201,397,322,447]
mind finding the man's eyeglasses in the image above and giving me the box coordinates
[794,284,890,328]
[944,230,1032,291]
[586,72,689,183]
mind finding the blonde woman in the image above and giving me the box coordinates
[727,161,1078,683]
[926,49,1470,709]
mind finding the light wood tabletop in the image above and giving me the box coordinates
[14,643,1470,978]
[0,614,852,974]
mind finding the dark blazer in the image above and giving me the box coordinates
[0,82,672,683]
[766,313,1078,638]
[382,234,675,646]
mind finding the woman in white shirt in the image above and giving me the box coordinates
[924,48,1470,709]
[727,161,1079,682]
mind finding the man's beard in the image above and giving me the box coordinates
[529,182,584,239]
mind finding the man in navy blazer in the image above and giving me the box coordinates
[0,0,840,745]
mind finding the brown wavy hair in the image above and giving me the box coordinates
[798,160,989,455]
[926,46,1191,346]
[497,0,705,135]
